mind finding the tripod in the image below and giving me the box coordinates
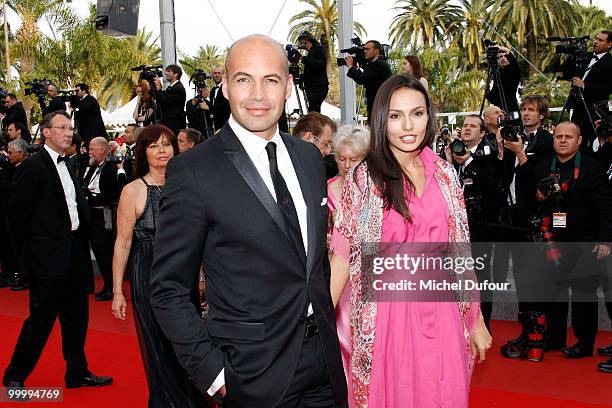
[479,59,509,117]
[194,87,213,140]
[557,85,597,139]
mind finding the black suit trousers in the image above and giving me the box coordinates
[89,208,115,292]
[4,235,90,383]
[306,86,328,113]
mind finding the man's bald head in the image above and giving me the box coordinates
[225,35,289,78]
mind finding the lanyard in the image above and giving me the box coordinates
[549,152,581,192]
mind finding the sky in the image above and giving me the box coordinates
[49,0,612,58]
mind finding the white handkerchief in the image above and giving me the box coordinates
[320,197,327,206]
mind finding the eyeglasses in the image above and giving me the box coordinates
[312,135,333,150]
[49,126,75,132]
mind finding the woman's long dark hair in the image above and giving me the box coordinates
[365,74,436,221]
[134,124,179,178]
[404,55,424,79]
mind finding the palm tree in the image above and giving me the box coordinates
[454,0,494,71]
[574,5,612,37]
[287,0,366,105]
[179,44,225,89]
[390,0,462,49]
[491,0,578,76]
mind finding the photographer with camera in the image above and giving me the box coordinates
[133,81,156,127]
[344,40,392,121]
[152,65,186,136]
[71,83,108,147]
[483,105,505,152]
[516,121,612,366]
[42,84,67,116]
[496,95,555,361]
[485,44,521,114]
[209,66,231,132]
[186,72,213,138]
[82,137,127,301]
[1,94,28,136]
[297,31,329,113]
[446,115,503,329]
[569,30,612,145]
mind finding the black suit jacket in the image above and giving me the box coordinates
[2,102,28,130]
[347,58,392,117]
[500,128,554,226]
[82,161,125,207]
[517,153,612,242]
[150,125,347,407]
[153,81,186,133]
[210,84,231,132]
[486,53,521,113]
[9,148,91,282]
[42,96,67,116]
[302,43,329,88]
[73,94,108,143]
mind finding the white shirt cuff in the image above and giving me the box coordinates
[206,368,225,396]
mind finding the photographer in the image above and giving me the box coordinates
[1,94,28,135]
[570,30,612,145]
[186,85,212,138]
[496,95,555,361]
[447,115,504,329]
[297,31,329,113]
[133,81,155,127]
[152,65,186,136]
[72,83,108,146]
[483,105,505,152]
[345,40,392,121]
[82,137,127,301]
[209,66,231,132]
[42,84,67,116]
[6,122,31,143]
[485,45,521,114]
[516,121,612,364]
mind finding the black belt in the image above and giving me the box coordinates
[300,314,319,338]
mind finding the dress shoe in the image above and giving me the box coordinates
[598,358,612,373]
[10,279,29,291]
[562,342,593,359]
[2,378,25,388]
[66,373,113,388]
[597,344,612,357]
[94,291,113,301]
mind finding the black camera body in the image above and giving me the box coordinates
[190,69,209,90]
[450,139,468,156]
[337,36,366,67]
[131,64,163,88]
[546,36,591,81]
[24,79,52,98]
[285,44,306,65]
[498,114,523,142]
[484,39,501,69]
[537,175,563,201]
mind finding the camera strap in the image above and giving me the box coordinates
[549,152,581,193]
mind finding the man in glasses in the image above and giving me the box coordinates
[293,112,338,179]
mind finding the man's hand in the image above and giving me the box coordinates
[453,151,471,165]
[344,55,354,68]
[536,189,546,202]
[154,76,162,91]
[217,385,226,398]
[199,102,208,110]
[571,77,585,89]
[496,129,505,160]
[592,244,611,261]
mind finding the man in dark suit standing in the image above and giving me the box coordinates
[42,84,67,116]
[72,83,108,147]
[210,66,232,132]
[2,111,112,390]
[570,30,612,146]
[153,64,186,136]
[150,35,347,407]
[298,31,329,113]
[1,93,28,134]
[344,40,392,121]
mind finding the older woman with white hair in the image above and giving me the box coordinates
[327,124,370,381]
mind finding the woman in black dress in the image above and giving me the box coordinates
[111,124,204,407]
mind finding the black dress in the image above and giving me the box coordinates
[128,178,204,408]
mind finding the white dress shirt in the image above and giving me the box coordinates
[206,116,310,396]
[44,145,79,230]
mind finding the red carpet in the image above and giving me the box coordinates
[1,283,610,407]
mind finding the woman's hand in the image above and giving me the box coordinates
[469,317,492,363]
[112,293,128,320]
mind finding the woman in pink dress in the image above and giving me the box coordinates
[329,75,492,407]
[327,124,370,381]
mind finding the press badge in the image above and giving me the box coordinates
[552,212,567,228]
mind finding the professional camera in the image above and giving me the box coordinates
[484,39,501,68]
[498,113,523,142]
[337,36,366,67]
[285,44,306,65]
[131,64,163,87]
[546,36,591,80]
[57,89,76,103]
[436,127,451,153]
[190,69,209,90]
[106,152,124,165]
[24,79,52,98]
[450,139,468,156]
[537,175,563,201]
[461,167,482,215]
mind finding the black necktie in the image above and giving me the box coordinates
[265,142,306,261]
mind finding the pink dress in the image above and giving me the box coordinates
[327,176,352,381]
[332,147,474,407]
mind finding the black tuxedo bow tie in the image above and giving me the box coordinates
[57,155,70,164]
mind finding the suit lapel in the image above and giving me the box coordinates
[282,134,316,280]
[220,126,292,244]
